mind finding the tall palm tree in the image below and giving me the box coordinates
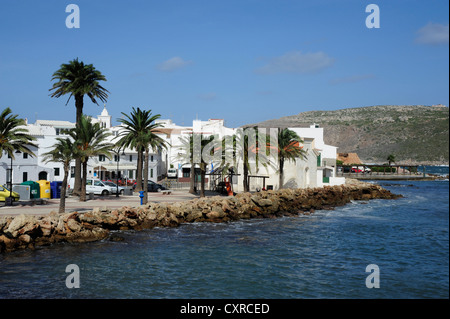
[274,128,307,189]
[231,127,269,192]
[42,137,76,213]
[199,135,219,197]
[142,130,167,203]
[68,115,113,201]
[49,58,109,196]
[178,134,221,197]
[177,135,197,194]
[0,107,37,160]
[116,107,167,204]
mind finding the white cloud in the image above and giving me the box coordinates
[156,57,193,72]
[329,74,375,85]
[255,51,334,75]
[415,23,449,45]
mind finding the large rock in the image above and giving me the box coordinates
[6,214,39,238]
[67,219,82,232]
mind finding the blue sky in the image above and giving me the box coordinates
[0,0,448,128]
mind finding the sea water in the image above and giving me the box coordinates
[0,168,448,299]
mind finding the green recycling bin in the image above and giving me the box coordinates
[38,180,51,199]
[21,181,40,199]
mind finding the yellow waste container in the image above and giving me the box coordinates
[38,180,51,199]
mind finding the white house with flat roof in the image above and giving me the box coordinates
[0,106,161,187]
[1,107,344,192]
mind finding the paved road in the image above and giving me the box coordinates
[0,190,204,217]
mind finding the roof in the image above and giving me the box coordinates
[35,120,75,128]
[18,125,43,136]
[337,152,363,165]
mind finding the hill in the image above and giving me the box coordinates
[248,105,449,165]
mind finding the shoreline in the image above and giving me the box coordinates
[0,181,402,253]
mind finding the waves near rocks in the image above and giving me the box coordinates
[0,183,401,253]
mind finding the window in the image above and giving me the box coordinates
[54,167,60,176]
[23,153,28,159]
[129,155,133,162]
[23,172,28,182]
[70,166,75,178]
[151,155,154,162]
[182,168,190,178]
[99,155,106,162]
[114,155,119,162]
[150,169,153,178]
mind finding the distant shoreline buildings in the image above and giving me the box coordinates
[0,106,344,192]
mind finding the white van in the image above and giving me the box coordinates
[86,179,110,196]
[167,168,178,179]
[67,178,110,196]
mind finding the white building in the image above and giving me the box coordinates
[154,120,344,191]
[230,124,345,192]
[1,107,344,191]
[0,106,161,187]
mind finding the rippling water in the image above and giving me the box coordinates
[0,178,448,299]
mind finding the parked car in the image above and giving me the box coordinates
[85,179,111,196]
[133,180,167,192]
[102,181,125,195]
[0,185,20,202]
[167,168,178,179]
[364,166,372,173]
[351,167,363,173]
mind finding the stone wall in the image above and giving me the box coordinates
[0,183,401,253]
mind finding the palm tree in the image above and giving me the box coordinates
[387,154,396,166]
[177,134,220,197]
[0,107,37,159]
[116,107,167,204]
[231,127,269,192]
[42,137,76,213]
[274,128,307,189]
[142,130,167,203]
[177,135,197,194]
[68,115,113,201]
[49,58,109,196]
[199,135,219,197]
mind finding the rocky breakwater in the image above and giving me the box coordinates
[0,183,401,253]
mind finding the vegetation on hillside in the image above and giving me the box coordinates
[250,105,449,164]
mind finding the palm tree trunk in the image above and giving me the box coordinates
[80,160,87,202]
[59,164,69,214]
[279,157,284,189]
[143,148,149,204]
[189,161,196,194]
[73,94,84,196]
[200,163,206,197]
[136,150,143,192]
[243,163,249,192]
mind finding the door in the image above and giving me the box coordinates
[38,171,48,180]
